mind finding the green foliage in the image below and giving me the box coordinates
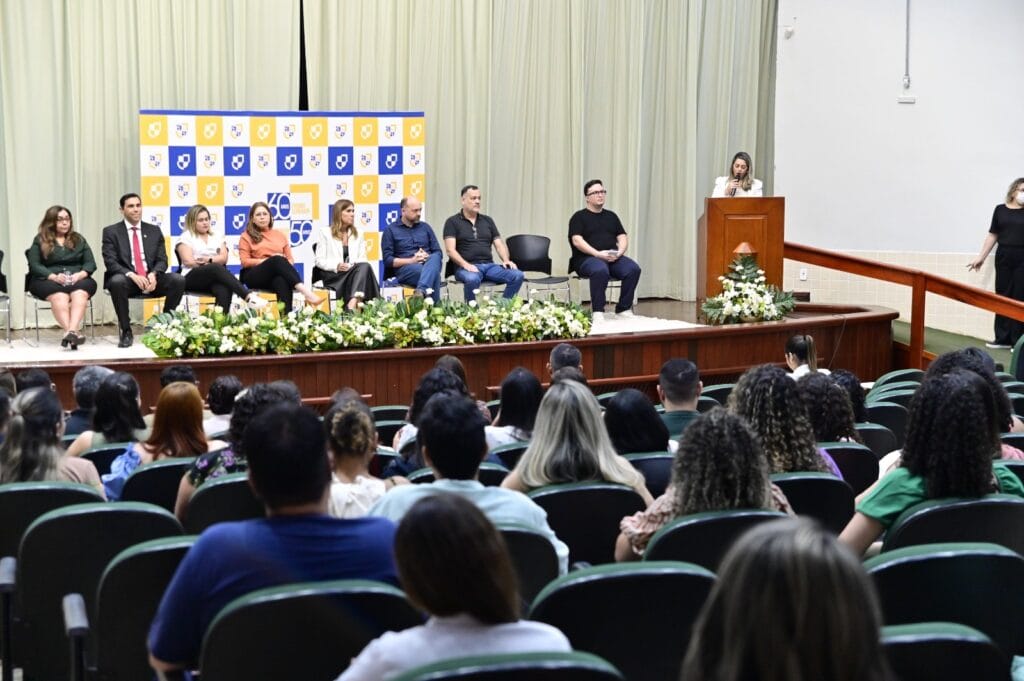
[701,255,796,325]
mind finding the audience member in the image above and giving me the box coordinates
[615,408,791,561]
[369,393,569,573]
[0,369,15,398]
[325,396,407,519]
[656,358,702,439]
[546,342,582,377]
[796,372,862,443]
[681,518,893,681]
[385,367,471,476]
[840,369,1024,555]
[174,381,302,521]
[925,346,1024,434]
[486,367,543,451]
[203,374,243,436]
[549,366,587,386]
[829,369,868,423]
[603,388,670,455]
[65,371,149,457]
[501,380,653,504]
[0,388,103,496]
[433,354,492,421]
[339,495,570,680]
[65,365,113,436]
[15,368,53,394]
[148,403,398,674]
[144,364,205,426]
[103,382,226,500]
[0,390,10,445]
[784,333,829,378]
[728,365,841,477]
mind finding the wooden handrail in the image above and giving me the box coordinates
[784,241,1024,369]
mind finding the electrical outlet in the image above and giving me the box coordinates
[799,268,808,281]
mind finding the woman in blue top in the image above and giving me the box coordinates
[840,369,1024,555]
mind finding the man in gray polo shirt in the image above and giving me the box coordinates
[442,185,524,302]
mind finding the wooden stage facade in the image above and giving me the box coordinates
[23,301,899,411]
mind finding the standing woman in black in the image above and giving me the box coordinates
[968,177,1024,348]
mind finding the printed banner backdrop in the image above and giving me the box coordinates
[139,109,426,289]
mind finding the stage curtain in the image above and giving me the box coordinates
[0,0,300,325]
[305,0,776,301]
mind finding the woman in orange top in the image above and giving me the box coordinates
[237,202,321,313]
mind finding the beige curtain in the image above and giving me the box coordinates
[0,0,300,325]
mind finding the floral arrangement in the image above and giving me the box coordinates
[701,255,795,324]
[141,295,591,358]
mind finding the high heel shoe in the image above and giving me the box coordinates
[62,331,78,350]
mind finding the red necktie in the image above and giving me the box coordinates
[131,227,147,276]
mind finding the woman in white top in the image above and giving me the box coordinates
[314,199,380,310]
[176,204,267,313]
[712,151,764,198]
[485,367,543,451]
[337,494,571,681]
[325,392,406,519]
[784,333,831,379]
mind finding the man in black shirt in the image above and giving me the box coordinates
[442,185,524,302]
[568,179,642,320]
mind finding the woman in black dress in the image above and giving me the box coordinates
[313,199,380,310]
[968,177,1024,348]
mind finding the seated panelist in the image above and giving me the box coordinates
[314,199,380,310]
[237,201,322,314]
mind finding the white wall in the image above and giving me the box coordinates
[775,0,1023,253]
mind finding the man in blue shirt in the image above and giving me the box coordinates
[148,403,398,674]
[381,196,443,302]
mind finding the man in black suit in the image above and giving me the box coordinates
[102,193,185,347]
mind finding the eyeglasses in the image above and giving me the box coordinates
[586,189,608,197]
[56,216,71,223]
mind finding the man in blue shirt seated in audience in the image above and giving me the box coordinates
[148,402,398,674]
[369,392,569,574]
[381,196,443,302]
[658,358,703,440]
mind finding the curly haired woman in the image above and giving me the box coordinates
[727,364,841,476]
[796,372,862,443]
[615,408,792,561]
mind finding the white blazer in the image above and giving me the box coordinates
[712,176,764,198]
[313,225,369,271]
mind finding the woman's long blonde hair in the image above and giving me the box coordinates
[330,199,359,241]
[514,380,644,490]
[183,204,214,239]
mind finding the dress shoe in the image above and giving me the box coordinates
[74,330,87,346]
[118,328,133,348]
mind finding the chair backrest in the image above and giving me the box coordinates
[695,395,719,413]
[498,524,560,607]
[0,481,104,559]
[770,472,854,534]
[872,368,924,390]
[372,405,409,422]
[407,463,509,487]
[818,442,878,495]
[623,452,673,499]
[864,401,909,449]
[16,502,184,680]
[595,392,617,408]
[699,383,734,405]
[881,494,1024,554]
[866,388,915,409]
[184,472,264,534]
[866,380,920,401]
[199,579,423,681]
[121,457,196,512]
[81,442,133,477]
[644,509,787,571]
[390,651,625,681]
[881,622,1009,681]
[491,442,529,470]
[505,235,553,275]
[94,536,196,680]
[866,542,1024,656]
[375,419,407,447]
[855,422,898,459]
[528,482,646,565]
[1010,393,1024,417]
[0,249,7,294]
[529,561,714,681]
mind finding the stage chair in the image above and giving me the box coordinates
[643,509,786,572]
[81,442,133,477]
[498,524,560,607]
[864,401,909,449]
[444,259,503,301]
[0,482,104,560]
[528,482,646,565]
[855,422,898,459]
[0,502,183,681]
[881,622,1009,681]
[623,452,673,499]
[490,442,529,470]
[528,561,714,681]
[23,254,96,348]
[121,458,196,513]
[866,542,1024,656]
[818,442,878,495]
[770,472,854,534]
[309,242,339,313]
[197,580,422,681]
[173,246,219,314]
[880,494,1024,555]
[183,472,263,534]
[390,651,625,681]
[0,250,10,343]
[63,535,195,681]
[504,235,571,302]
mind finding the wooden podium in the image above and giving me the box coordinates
[697,197,785,303]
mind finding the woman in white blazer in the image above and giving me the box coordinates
[314,199,380,310]
[712,151,764,197]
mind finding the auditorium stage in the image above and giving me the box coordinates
[3,299,898,410]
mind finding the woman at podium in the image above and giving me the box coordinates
[712,151,763,197]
